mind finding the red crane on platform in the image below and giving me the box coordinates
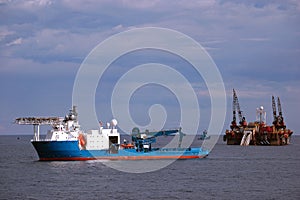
[272,96,286,129]
[231,89,247,129]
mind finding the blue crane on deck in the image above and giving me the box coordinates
[131,127,185,152]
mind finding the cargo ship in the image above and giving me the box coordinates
[15,106,209,161]
[223,89,293,146]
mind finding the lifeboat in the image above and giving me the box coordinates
[121,143,134,149]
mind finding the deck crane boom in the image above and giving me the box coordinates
[233,89,247,127]
[231,89,237,129]
[272,96,277,124]
[277,97,282,118]
[277,97,285,128]
[232,89,236,125]
[272,96,286,129]
[131,127,185,151]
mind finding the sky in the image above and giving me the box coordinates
[0,0,299,135]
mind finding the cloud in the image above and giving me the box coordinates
[0,0,299,134]
[112,24,124,31]
[0,28,14,41]
[240,38,270,42]
[10,0,52,9]
[6,37,22,46]
[120,0,162,9]
[1,0,299,78]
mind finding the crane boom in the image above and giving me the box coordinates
[272,96,285,128]
[272,96,277,122]
[131,128,184,148]
[233,89,246,126]
[232,89,237,123]
[277,97,282,117]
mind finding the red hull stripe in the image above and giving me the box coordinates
[39,155,207,161]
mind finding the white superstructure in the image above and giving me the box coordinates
[15,106,121,151]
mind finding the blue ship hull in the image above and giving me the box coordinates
[31,141,209,161]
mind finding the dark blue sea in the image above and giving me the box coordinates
[0,135,299,200]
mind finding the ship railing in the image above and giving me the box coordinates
[31,138,78,142]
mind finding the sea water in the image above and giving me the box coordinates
[0,135,299,200]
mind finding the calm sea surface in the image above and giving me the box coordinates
[0,135,299,200]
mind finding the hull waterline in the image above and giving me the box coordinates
[32,141,209,161]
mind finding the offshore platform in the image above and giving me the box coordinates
[224,89,293,146]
